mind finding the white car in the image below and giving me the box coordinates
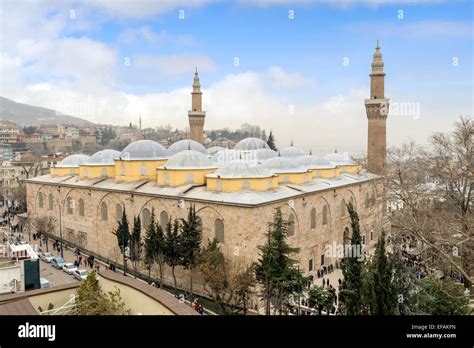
[40,278,52,288]
[40,252,54,263]
[72,269,90,281]
[62,263,78,275]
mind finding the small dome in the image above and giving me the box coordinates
[255,148,278,161]
[324,152,356,165]
[280,145,306,158]
[57,154,90,168]
[121,140,168,160]
[261,156,307,173]
[297,155,335,169]
[207,146,226,156]
[208,160,273,179]
[86,149,120,165]
[168,139,207,155]
[164,149,217,170]
[211,149,239,164]
[235,137,268,151]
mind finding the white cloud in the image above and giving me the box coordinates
[118,27,194,45]
[267,66,315,90]
[134,53,216,75]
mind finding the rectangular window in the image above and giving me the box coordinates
[320,254,325,266]
[308,259,313,272]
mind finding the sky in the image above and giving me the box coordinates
[0,0,472,154]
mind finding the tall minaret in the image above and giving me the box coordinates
[188,67,206,144]
[365,41,389,174]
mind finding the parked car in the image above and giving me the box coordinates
[72,269,90,281]
[51,257,66,270]
[62,263,78,275]
[40,278,52,288]
[40,252,54,263]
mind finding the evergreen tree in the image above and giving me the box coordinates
[339,203,364,315]
[144,212,157,277]
[371,230,396,315]
[164,218,181,290]
[255,208,301,315]
[114,209,130,273]
[390,247,418,315]
[130,215,143,272]
[266,130,277,151]
[180,205,202,296]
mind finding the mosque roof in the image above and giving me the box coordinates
[297,155,335,169]
[162,149,217,170]
[280,144,306,158]
[57,154,90,168]
[324,152,356,165]
[168,139,207,155]
[120,140,168,160]
[255,148,278,161]
[84,149,120,166]
[261,156,308,174]
[207,160,274,179]
[234,137,268,151]
[206,146,226,156]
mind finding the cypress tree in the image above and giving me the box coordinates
[372,230,396,315]
[130,215,142,272]
[266,131,277,151]
[144,211,157,277]
[164,218,181,290]
[114,209,130,257]
[180,205,202,296]
[339,202,364,315]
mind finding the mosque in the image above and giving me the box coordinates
[26,43,389,295]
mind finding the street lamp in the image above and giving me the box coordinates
[56,187,63,259]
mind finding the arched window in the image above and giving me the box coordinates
[140,164,148,176]
[163,173,170,186]
[310,207,316,229]
[38,192,43,209]
[267,180,273,189]
[283,176,290,184]
[79,198,84,216]
[241,181,250,190]
[84,169,89,177]
[101,168,108,177]
[115,204,123,221]
[67,197,74,215]
[340,199,346,217]
[322,205,328,225]
[215,219,224,243]
[288,213,295,236]
[365,192,370,208]
[142,208,151,230]
[215,180,222,190]
[48,194,53,211]
[120,163,126,176]
[160,211,169,230]
[100,202,108,221]
[349,196,355,209]
[186,173,194,184]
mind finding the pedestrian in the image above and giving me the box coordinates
[338,278,342,285]
[83,257,87,267]
[78,255,82,265]
[327,278,329,287]
[322,278,325,287]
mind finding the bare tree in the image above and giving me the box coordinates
[31,216,56,252]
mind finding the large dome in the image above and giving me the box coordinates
[120,140,168,160]
[168,139,207,155]
[297,155,335,169]
[255,148,278,161]
[261,156,307,173]
[324,152,355,165]
[208,160,273,179]
[164,149,217,170]
[207,146,226,156]
[85,149,120,165]
[280,145,306,158]
[57,154,90,168]
[235,137,268,151]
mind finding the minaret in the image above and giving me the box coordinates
[365,41,389,174]
[188,67,206,144]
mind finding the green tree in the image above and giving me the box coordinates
[255,208,301,315]
[143,210,166,287]
[308,286,333,315]
[266,130,277,151]
[113,209,130,274]
[130,215,143,273]
[339,203,365,315]
[75,272,130,315]
[180,205,202,296]
[390,247,418,315]
[371,230,396,315]
[164,218,181,290]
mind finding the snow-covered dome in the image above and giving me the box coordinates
[85,149,120,165]
[57,154,90,168]
[211,149,239,164]
[280,144,306,158]
[120,140,168,160]
[261,156,308,173]
[207,146,226,156]
[208,160,273,179]
[164,149,217,170]
[324,152,356,165]
[297,155,335,169]
[168,139,207,155]
[235,137,268,151]
[255,148,278,161]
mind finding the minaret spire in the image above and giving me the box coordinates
[188,68,206,144]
